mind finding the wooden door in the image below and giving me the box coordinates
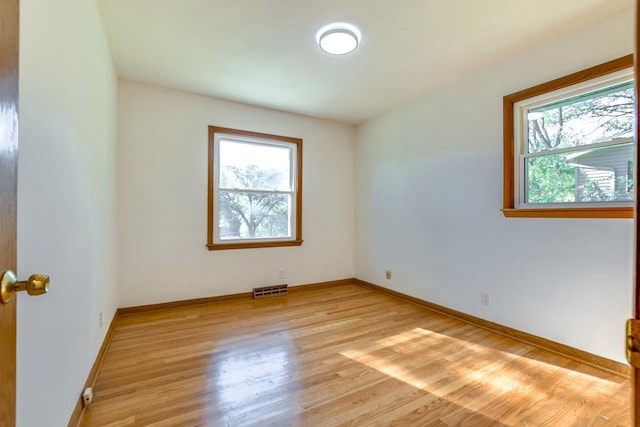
[634,2,640,426]
[0,0,19,425]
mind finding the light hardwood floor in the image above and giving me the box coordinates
[82,285,630,426]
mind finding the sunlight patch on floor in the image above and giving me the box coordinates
[338,327,606,421]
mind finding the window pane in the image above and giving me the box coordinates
[218,191,291,240]
[219,139,292,191]
[525,143,634,204]
[525,154,576,204]
[527,81,633,154]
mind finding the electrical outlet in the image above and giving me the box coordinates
[99,312,103,329]
[481,292,490,307]
[279,268,286,280]
[82,387,93,407]
[385,271,391,280]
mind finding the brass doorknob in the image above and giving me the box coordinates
[1,270,50,304]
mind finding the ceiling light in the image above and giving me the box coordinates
[316,23,361,55]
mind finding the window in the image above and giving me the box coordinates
[207,126,303,250]
[503,55,635,218]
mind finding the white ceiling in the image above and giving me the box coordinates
[97,0,632,124]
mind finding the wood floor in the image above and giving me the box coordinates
[81,284,630,426]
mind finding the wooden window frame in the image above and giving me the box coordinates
[207,126,303,250]
[502,55,634,219]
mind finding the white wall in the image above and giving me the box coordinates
[17,0,118,425]
[117,81,355,307]
[355,7,634,363]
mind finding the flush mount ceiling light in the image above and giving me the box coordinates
[316,23,361,55]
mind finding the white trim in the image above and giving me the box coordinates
[513,201,633,210]
[218,236,295,244]
[218,188,293,195]
[522,138,633,159]
[216,133,296,151]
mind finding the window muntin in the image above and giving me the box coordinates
[504,57,635,217]
[207,127,303,250]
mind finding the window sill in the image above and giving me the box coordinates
[502,207,633,219]
[207,239,304,251]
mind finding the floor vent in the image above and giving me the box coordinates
[253,284,288,299]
